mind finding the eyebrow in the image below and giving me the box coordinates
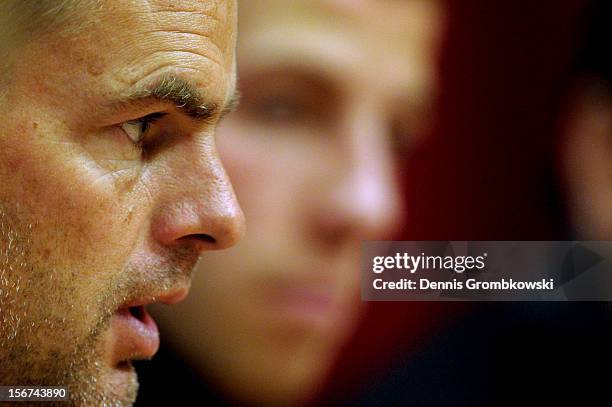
[117,74,239,123]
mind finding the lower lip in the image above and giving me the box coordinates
[111,306,159,364]
[269,286,341,327]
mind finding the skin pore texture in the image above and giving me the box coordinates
[0,1,243,406]
[152,0,444,405]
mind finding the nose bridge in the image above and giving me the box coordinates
[153,137,245,251]
[194,149,245,247]
[333,101,405,238]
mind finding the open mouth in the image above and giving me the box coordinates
[108,287,189,368]
[128,305,146,321]
[110,305,160,367]
[116,360,133,371]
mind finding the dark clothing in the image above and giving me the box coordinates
[340,303,612,407]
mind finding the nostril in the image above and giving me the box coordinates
[190,233,216,245]
[176,233,217,251]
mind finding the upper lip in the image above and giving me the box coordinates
[120,285,189,310]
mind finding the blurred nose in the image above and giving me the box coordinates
[151,138,245,253]
[317,108,405,241]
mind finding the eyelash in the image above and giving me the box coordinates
[121,112,167,146]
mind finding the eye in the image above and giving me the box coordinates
[119,112,167,145]
[257,95,303,122]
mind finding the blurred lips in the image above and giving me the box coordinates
[266,281,343,328]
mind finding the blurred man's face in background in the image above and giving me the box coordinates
[559,1,611,240]
[0,1,241,405]
[154,0,443,405]
[561,81,612,239]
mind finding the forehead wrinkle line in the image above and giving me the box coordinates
[144,29,224,60]
[126,63,196,87]
[147,9,226,25]
[143,49,223,70]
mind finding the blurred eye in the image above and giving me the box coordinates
[119,112,167,145]
[237,71,336,130]
[253,94,310,124]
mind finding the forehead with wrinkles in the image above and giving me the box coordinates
[6,0,237,113]
[102,0,236,86]
[108,0,237,74]
[236,0,440,109]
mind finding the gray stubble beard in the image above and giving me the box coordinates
[0,203,138,406]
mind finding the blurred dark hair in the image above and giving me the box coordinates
[573,0,611,90]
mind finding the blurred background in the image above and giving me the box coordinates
[136,0,611,406]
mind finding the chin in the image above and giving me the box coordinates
[216,334,338,407]
[84,362,139,406]
[245,357,331,407]
[108,363,139,398]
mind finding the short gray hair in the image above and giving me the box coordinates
[1,0,101,39]
[0,0,101,98]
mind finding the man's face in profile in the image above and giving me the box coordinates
[0,0,242,405]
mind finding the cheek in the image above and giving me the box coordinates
[1,124,138,275]
[80,127,143,179]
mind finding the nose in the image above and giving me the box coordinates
[315,111,405,241]
[333,148,404,239]
[151,139,245,253]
